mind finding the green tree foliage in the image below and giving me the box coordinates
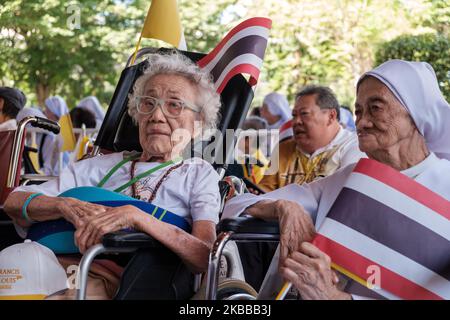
[0,0,448,110]
[0,0,143,107]
[375,33,450,101]
[0,0,239,108]
[421,0,450,36]
[239,0,431,107]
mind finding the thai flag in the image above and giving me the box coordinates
[197,17,272,93]
[313,158,450,299]
[279,119,293,142]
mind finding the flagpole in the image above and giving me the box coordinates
[130,33,143,65]
[275,282,292,300]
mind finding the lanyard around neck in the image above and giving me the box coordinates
[97,154,182,193]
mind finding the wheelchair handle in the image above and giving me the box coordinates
[6,117,60,187]
[30,116,60,134]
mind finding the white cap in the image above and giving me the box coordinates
[0,240,68,300]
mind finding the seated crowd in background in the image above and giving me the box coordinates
[3,90,105,175]
[257,85,364,193]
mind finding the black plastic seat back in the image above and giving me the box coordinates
[114,247,194,300]
[94,48,253,168]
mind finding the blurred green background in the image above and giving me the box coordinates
[0,0,449,111]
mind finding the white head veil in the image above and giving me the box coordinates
[16,106,46,123]
[263,92,292,129]
[76,96,105,127]
[357,59,450,160]
[44,96,69,120]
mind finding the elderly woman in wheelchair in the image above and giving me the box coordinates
[3,51,222,298]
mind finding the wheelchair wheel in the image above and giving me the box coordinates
[190,277,257,300]
[217,278,258,300]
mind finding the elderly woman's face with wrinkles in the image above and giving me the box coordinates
[355,77,417,160]
[137,73,201,160]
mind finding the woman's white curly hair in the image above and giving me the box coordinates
[128,51,221,133]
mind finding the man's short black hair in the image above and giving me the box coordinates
[0,87,26,119]
[1,98,22,118]
[295,85,340,120]
[69,108,96,128]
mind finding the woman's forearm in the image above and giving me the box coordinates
[134,214,213,274]
[3,191,63,227]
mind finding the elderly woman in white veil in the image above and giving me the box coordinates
[76,96,105,128]
[260,92,292,130]
[41,96,70,175]
[16,107,56,175]
[44,96,69,122]
[224,59,450,300]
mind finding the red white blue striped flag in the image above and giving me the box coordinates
[279,119,293,142]
[313,158,450,300]
[197,17,272,93]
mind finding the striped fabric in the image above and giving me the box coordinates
[313,158,450,300]
[197,17,272,93]
[279,119,293,142]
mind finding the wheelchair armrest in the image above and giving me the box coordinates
[102,231,163,249]
[217,216,279,235]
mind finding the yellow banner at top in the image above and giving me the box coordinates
[141,0,186,50]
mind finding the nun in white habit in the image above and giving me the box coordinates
[42,96,70,175]
[16,107,63,175]
[260,92,292,130]
[223,59,450,300]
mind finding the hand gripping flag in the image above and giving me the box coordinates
[313,158,450,300]
[198,17,272,93]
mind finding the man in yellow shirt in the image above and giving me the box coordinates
[258,85,365,192]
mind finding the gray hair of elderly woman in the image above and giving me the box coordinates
[128,51,221,134]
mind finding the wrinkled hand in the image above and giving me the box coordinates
[280,242,350,300]
[245,199,278,217]
[74,205,144,253]
[57,197,107,228]
[275,200,316,263]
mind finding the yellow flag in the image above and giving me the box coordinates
[29,133,42,174]
[76,135,90,161]
[59,114,76,152]
[141,0,186,50]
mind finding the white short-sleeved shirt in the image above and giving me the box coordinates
[14,152,221,226]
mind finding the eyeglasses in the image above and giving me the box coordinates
[135,96,201,118]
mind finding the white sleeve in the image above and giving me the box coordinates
[351,294,375,300]
[188,161,221,224]
[13,159,79,196]
[39,133,61,176]
[222,181,324,224]
[339,134,367,168]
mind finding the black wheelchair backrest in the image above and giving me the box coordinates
[94,47,254,169]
